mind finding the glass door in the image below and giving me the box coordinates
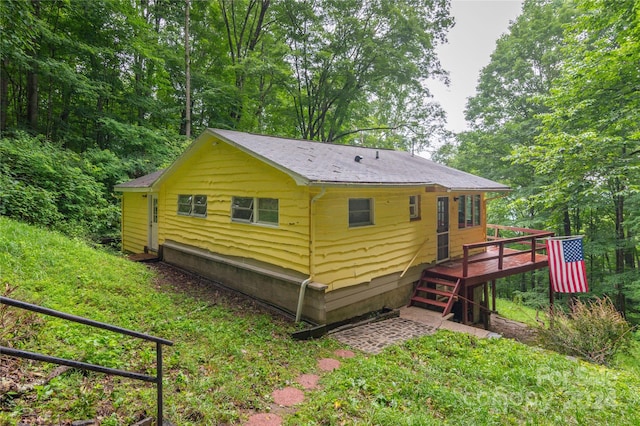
[437,196,449,262]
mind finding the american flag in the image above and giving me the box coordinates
[546,237,589,293]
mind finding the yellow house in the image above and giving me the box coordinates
[116,128,520,325]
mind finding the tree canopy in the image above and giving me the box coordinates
[439,0,639,321]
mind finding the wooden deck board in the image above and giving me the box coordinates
[428,247,548,286]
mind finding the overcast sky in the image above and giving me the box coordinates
[430,0,524,133]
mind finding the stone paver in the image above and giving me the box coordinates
[272,387,305,406]
[296,374,320,390]
[245,413,282,426]
[330,317,436,354]
[317,358,341,371]
[334,349,355,358]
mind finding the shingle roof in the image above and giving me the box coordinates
[212,129,509,191]
[114,169,165,190]
[115,129,509,191]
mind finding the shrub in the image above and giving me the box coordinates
[536,297,635,365]
[0,133,119,239]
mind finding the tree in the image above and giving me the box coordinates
[522,0,640,318]
[275,0,452,149]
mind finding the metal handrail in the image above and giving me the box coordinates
[0,296,173,424]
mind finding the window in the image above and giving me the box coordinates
[457,194,481,228]
[349,198,373,227]
[409,195,421,220]
[231,197,279,226]
[177,194,207,217]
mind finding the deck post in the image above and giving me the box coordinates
[531,237,536,263]
[491,280,496,312]
[463,246,469,277]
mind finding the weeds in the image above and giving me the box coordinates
[537,297,635,365]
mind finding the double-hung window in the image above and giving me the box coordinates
[177,194,207,217]
[231,197,279,226]
[457,194,481,228]
[349,198,373,227]
[409,195,421,220]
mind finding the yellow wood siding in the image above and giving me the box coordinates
[121,192,148,253]
[157,136,311,275]
[312,188,438,291]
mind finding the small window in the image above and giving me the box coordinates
[177,194,207,218]
[178,195,193,215]
[231,196,279,226]
[232,197,254,222]
[409,195,420,220]
[257,198,279,225]
[193,195,208,217]
[349,198,373,227]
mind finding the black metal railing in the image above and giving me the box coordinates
[0,296,173,425]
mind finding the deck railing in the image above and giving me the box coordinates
[461,225,555,277]
[0,296,173,425]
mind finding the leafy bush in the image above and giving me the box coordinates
[536,297,635,365]
[0,132,120,239]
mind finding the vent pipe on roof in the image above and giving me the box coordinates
[376,151,379,159]
[354,155,363,163]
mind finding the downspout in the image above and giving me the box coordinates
[296,186,326,322]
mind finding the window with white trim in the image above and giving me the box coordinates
[231,197,279,226]
[349,198,373,227]
[409,195,421,220]
[177,194,207,217]
[457,194,481,228]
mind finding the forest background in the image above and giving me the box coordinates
[0,0,638,321]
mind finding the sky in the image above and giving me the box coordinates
[430,0,524,133]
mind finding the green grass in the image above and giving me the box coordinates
[1,216,639,425]
[494,297,541,327]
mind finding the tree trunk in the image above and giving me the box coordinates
[184,0,191,138]
[562,206,571,236]
[0,59,8,132]
[27,70,38,131]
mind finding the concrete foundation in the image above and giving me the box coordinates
[161,240,425,325]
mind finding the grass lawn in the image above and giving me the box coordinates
[1,217,639,425]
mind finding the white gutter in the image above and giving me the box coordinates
[295,186,327,323]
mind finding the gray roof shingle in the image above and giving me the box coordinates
[115,129,509,191]
[213,129,509,191]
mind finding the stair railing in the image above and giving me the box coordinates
[0,296,173,425]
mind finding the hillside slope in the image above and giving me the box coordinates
[1,217,639,425]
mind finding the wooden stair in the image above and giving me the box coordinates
[408,270,461,317]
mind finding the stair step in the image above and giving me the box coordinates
[410,296,448,308]
[415,286,454,298]
[420,277,458,287]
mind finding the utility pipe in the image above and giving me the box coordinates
[296,186,326,323]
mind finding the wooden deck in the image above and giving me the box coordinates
[428,246,549,286]
[410,225,555,326]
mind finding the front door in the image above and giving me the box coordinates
[148,193,159,252]
[437,196,449,262]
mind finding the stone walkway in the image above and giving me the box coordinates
[244,349,355,426]
[331,317,437,354]
[244,306,501,425]
[330,306,500,354]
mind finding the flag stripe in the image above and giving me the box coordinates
[546,237,588,293]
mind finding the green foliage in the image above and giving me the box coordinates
[0,133,119,239]
[2,217,639,424]
[537,297,635,366]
